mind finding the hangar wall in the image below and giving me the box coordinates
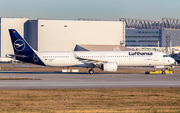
[162,29,180,47]
[0,18,28,57]
[24,20,38,51]
[27,19,125,51]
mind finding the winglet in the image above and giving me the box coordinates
[71,51,79,59]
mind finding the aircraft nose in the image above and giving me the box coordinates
[172,58,178,65]
[170,58,176,65]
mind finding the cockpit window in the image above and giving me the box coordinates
[163,55,170,57]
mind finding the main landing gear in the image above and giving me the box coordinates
[88,64,95,74]
[89,69,94,74]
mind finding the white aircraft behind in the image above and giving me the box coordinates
[0,57,14,63]
[9,29,176,74]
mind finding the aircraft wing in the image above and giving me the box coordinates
[73,51,105,64]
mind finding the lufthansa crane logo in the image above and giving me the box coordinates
[14,39,25,51]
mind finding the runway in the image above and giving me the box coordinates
[0,71,180,89]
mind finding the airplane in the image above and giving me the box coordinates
[0,57,14,63]
[8,29,176,74]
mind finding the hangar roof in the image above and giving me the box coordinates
[74,45,131,51]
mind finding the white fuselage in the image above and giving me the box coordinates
[35,51,175,67]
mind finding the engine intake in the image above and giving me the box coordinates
[101,62,117,72]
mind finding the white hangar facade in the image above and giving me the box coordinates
[26,19,125,52]
[0,18,125,57]
[0,18,28,57]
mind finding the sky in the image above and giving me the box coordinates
[0,0,180,21]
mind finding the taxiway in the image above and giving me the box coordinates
[0,71,180,89]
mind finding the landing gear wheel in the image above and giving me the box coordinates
[89,69,94,74]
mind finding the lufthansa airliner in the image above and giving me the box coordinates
[9,29,176,74]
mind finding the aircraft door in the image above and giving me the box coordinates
[34,53,38,62]
[154,53,159,61]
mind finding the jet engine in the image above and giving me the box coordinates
[101,62,118,72]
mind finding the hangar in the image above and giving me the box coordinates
[0,18,28,57]
[0,18,125,57]
[25,19,125,51]
[120,18,180,47]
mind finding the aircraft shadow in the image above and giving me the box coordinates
[0,71,134,75]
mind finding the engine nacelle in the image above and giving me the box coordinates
[101,62,118,72]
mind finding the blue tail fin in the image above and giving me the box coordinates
[9,29,45,65]
[9,29,34,54]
